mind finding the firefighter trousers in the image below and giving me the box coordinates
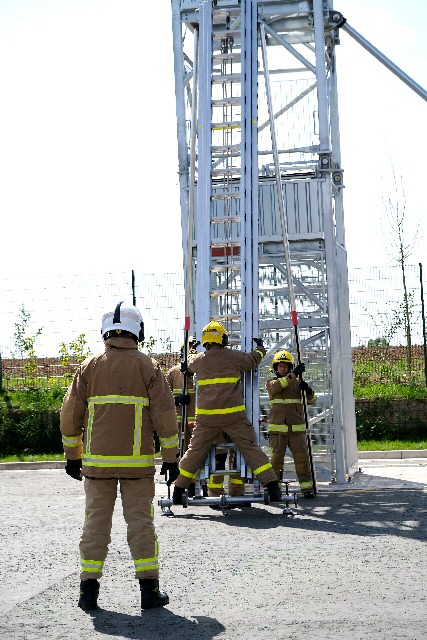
[79,477,159,581]
[269,431,313,491]
[176,419,277,489]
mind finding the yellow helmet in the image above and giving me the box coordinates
[202,321,228,347]
[271,350,294,372]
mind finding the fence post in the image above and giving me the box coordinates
[419,263,427,386]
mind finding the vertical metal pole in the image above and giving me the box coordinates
[313,0,346,484]
[260,24,317,495]
[196,0,212,336]
[131,270,136,306]
[0,352,3,393]
[242,0,259,432]
[419,263,427,386]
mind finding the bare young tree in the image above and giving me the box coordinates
[381,166,421,378]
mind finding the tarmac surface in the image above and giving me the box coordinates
[0,456,426,640]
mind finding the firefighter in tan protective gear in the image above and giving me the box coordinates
[60,302,179,612]
[166,336,199,454]
[267,350,317,499]
[171,321,283,505]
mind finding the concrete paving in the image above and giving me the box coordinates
[0,456,426,639]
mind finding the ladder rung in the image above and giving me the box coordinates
[212,97,241,106]
[214,30,241,39]
[211,121,241,130]
[211,290,241,298]
[211,168,241,177]
[212,314,241,321]
[211,192,240,200]
[211,144,240,152]
[210,265,241,272]
[211,245,241,257]
[212,74,242,84]
[211,216,241,224]
[212,53,241,61]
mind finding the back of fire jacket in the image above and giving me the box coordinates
[188,344,265,426]
[60,336,179,478]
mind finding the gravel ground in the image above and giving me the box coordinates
[0,462,426,640]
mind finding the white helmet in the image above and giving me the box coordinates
[101,302,145,342]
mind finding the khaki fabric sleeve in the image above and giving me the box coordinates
[232,346,266,371]
[60,365,88,460]
[147,360,179,462]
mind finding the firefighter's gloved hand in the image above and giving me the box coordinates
[65,459,82,481]
[253,338,264,348]
[293,363,306,377]
[160,462,180,486]
[191,341,201,350]
[299,380,313,395]
[175,394,191,406]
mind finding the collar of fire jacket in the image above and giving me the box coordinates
[104,336,138,350]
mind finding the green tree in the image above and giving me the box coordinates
[13,305,43,375]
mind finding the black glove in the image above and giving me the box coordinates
[299,380,313,395]
[175,393,191,406]
[160,462,180,486]
[253,337,264,348]
[293,362,306,377]
[190,341,201,350]
[180,362,189,375]
[65,458,82,481]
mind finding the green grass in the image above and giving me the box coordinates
[357,439,426,451]
[353,383,427,399]
[0,453,65,462]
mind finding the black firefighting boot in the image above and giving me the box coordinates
[172,485,185,505]
[303,490,315,499]
[139,579,169,610]
[187,482,196,497]
[265,480,283,502]
[78,579,99,611]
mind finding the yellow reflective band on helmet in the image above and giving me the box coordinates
[270,398,302,405]
[279,377,289,389]
[230,477,244,485]
[253,462,273,475]
[180,467,196,479]
[268,424,289,432]
[197,376,240,385]
[62,435,81,448]
[83,454,155,467]
[160,435,179,449]
[197,405,245,415]
[80,558,104,573]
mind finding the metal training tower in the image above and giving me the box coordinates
[169,0,427,490]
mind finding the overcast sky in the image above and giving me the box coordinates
[0,0,425,278]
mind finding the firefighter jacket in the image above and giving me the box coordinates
[267,373,317,433]
[60,336,179,478]
[187,343,266,426]
[166,364,196,425]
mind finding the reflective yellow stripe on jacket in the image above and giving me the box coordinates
[196,376,245,415]
[84,395,151,468]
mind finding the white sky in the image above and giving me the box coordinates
[0,0,425,277]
